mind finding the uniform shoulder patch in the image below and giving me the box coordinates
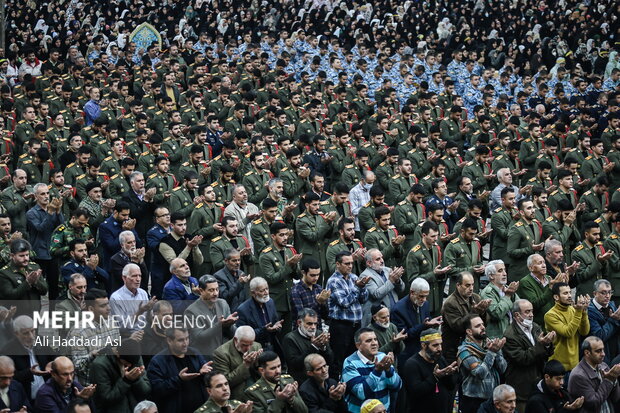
[595,217,602,223]
[320,200,329,205]
[172,187,182,192]
[550,190,559,196]
[262,247,272,253]
[546,216,554,222]
[494,207,502,213]
[466,161,474,166]
[104,156,112,161]
[253,218,262,225]
[345,165,354,169]
[211,236,222,242]
[515,222,523,227]
[611,234,619,239]
[56,225,66,232]
[329,239,340,246]
[76,174,86,180]
[195,203,203,208]
[574,244,584,252]
[398,200,407,205]
[585,156,593,160]
[149,173,157,179]
[584,190,592,196]
[450,237,460,244]
[412,244,421,252]
[368,227,377,233]
[298,213,306,218]
[391,174,401,179]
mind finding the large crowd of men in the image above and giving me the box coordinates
[1,0,620,412]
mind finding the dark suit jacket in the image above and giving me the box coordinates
[162,274,200,314]
[98,216,141,271]
[34,378,87,413]
[282,329,334,383]
[109,251,149,293]
[236,298,280,351]
[587,300,620,364]
[390,297,430,365]
[0,338,55,400]
[0,380,31,412]
[299,377,348,413]
[121,190,156,241]
[146,347,208,413]
[503,320,554,402]
[568,358,620,413]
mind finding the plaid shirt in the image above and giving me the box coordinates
[68,317,121,385]
[290,281,329,324]
[326,271,368,322]
[457,340,507,399]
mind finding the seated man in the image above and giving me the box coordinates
[162,257,199,314]
[184,274,237,358]
[34,356,95,413]
[299,354,347,413]
[244,351,307,413]
[282,308,334,383]
[236,277,283,354]
[212,326,263,402]
[194,372,254,413]
[146,327,211,413]
[0,355,31,412]
[342,328,402,413]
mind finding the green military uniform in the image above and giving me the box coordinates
[506,219,542,282]
[21,159,52,185]
[327,145,354,186]
[244,375,308,413]
[187,202,224,274]
[294,212,332,278]
[295,118,321,138]
[182,107,206,126]
[387,174,417,205]
[63,163,87,187]
[100,156,123,177]
[548,188,578,211]
[603,232,620,303]
[579,189,609,224]
[607,149,620,192]
[13,121,35,154]
[137,151,159,174]
[392,199,425,252]
[108,174,131,200]
[462,160,492,194]
[325,238,364,276]
[209,234,253,273]
[211,180,235,206]
[442,154,466,193]
[223,116,244,134]
[1,185,34,233]
[375,161,397,193]
[440,118,464,147]
[535,153,561,179]
[242,169,272,205]
[75,172,109,201]
[169,186,197,218]
[150,110,171,136]
[408,149,433,179]
[193,399,242,413]
[125,141,149,160]
[443,237,483,292]
[580,154,611,188]
[146,172,177,206]
[363,225,403,268]
[571,241,607,297]
[319,198,352,240]
[258,245,300,328]
[50,223,94,260]
[340,165,364,190]
[596,215,613,239]
[0,260,47,317]
[518,138,542,180]
[406,242,444,315]
[490,207,516,261]
[280,167,309,205]
[411,219,450,249]
[93,140,114,163]
[250,218,274,256]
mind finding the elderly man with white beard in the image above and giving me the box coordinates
[281,308,334,383]
[360,248,406,326]
[480,260,520,338]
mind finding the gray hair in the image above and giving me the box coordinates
[410,278,430,293]
[122,263,141,277]
[304,353,324,372]
[362,170,375,182]
[12,315,33,331]
[224,248,241,260]
[118,230,135,245]
[133,400,157,413]
[152,300,172,314]
[485,260,504,278]
[129,171,144,183]
[268,178,283,190]
[364,248,380,264]
[249,276,268,292]
[33,182,49,193]
[198,274,218,289]
[298,308,318,321]
[512,299,531,314]
[232,184,246,195]
[234,325,255,341]
[0,355,14,370]
[69,273,86,285]
[593,279,612,292]
[544,239,562,256]
[526,253,542,268]
[492,384,516,402]
[496,168,510,180]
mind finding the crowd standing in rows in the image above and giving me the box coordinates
[2,0,620,412]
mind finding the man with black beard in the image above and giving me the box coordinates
[402,328,458,413]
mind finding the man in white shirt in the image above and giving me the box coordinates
[224,185,260,249]
[109,263,155,335]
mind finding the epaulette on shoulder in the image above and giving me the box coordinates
[546,216,554,222]
[18,153,27,159]
[172,187,182,192]
[524,138,531,142]
[345,165,354,168]
[494,207,502,213]
[141,151,150,156]
[76,174,86,180]
[495,155,504,160]
[611,234,619,239]
[110,174,119,179]
[298,213,307,218]
[515,221,523,227]
[148,173,157,179]
[575,244,584,251]
[466,161,474,166]
[412,244,421,252]
[364,201,372,207]
[211,236,222,242]
[262,247,272,253]
[329,239,340,246]
[586,156,593,160]
[183,108,192,112]
[584,190,592,196]
[397,200,407,206]
[550,190,559,196]
[536,154,543,159]
[22,160,32,165]
[391,174,401,179]
[56,225,66,232]
[379,161,386,167]
[457,217,465,223]
[450,237,460,244]
[595,217,602,223]
[104,156,112,161]
[320,200,329,205]
[368,227,377,233]
[253,218,262,225]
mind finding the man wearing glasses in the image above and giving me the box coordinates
[587,279,620,363]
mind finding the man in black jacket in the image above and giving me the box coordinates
[525,360,584,413]
[299,353,347,413]
[121,171,156,243]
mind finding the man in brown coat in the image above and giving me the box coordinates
[440,271,490,363]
